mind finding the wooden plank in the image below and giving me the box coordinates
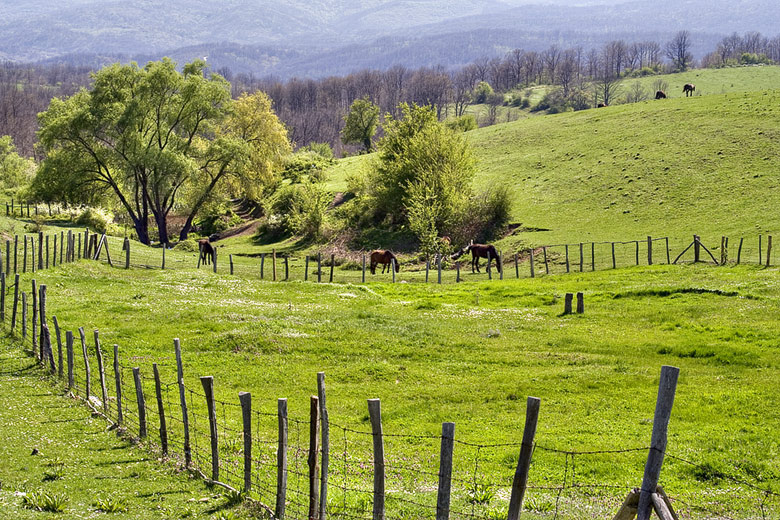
[318,373,330,520]
[611,489,640,520]
[239,391,252,492]
[637,366,680,520]
[11,274,19,331]
[66,331,74,391]
[507,397,541,520]
[436,422,455,520]
[175,339,191,467]
[576,292,584,314]
[368,399,384,520]
[133,367,147,438]
[53,316,63,378]
[563,293,573,315]
[276,398,288,520]
[113,344,123,425]
[79,327,91,398]
[154,364,168,455]
[308,395,321,520]
[94,330,109,413]
[651,493,675,520]
[200,375,219,480]
[656,485,680,520]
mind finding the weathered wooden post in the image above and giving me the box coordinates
[636,366,680,520]
[42,325,54,374]
[766,236,773,267]
[273,249,277,281]
[318,373,330,520]
[5,239,9,274]
[113,345,123,425]
[94,330,109,414]
[487,250,493,280]
[285,255,289,281]
[635,241,640,265]
[229,254,234,275]
[31,279,38,359]
[329,254,335,283]
[737,238,744,265]
[153,363,168,455]
[133,367,147,438]
[261,252,266,279]
[576,292,584,314]
[161,244,165,269]
[45,235,50,269]
[317,253,322,283]
[368,399,384,520]
[362,254,367,283]
[14,235,18,273]
[437,255,442,284]
[31,237,36,273]
[124,238,130,269]
[23,236,27,273]
[564,245,570,273]
[276,398,288,520]
[425,257,430,283]
[213,247,217,273]
[611,242,616,269]
[201,375,219,481]
[39,284,47,361]
[52,234,56,267]
[21,292,27,342]
[456,262,460,283]
[308,395,321,520]
[11,273,19,331]
[60,231,64,264]
[563,293,573,315]
[79,327,91,398]
[392,258,396,283]
[78,232,82,260]
[543,247,549,274]
[665,237,670,264]
[647,236,653,265]
[507,397,541,520]
[499,251,504,280]
[174,339,191,467]
[436,422,455,520]
[694,235,701,263]
[0,272,4,322]
[66,331,75,391]
[515,253,520,278]
[239,391,252,492]
[38,232,43,270]
[305,256,310,281]
[759,235,763,264]
[579,243,584,272]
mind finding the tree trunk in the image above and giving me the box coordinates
[153,210,170,247]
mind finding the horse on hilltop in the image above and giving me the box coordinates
[451,243,502,274]
[369,250,399,274]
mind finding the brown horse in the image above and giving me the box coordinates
[369,250,399,274]
[655,90,667,99]
[597,102,607,108]
[683,84,695,97]
[451,244,502,274]
[198,239,215,266]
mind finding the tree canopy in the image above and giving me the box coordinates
[0,135,35,192]
[34,59,289,244]
[341,96,379,152]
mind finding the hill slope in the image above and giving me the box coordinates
[327,85,780,248]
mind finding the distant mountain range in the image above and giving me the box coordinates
[1,0,778,77]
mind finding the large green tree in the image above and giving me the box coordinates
[35,59,288,244]
[341,96,380,152]
[0,136,35,192]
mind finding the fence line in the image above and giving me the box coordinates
[1,277,778,519]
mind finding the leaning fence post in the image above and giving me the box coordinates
[153,363,168,455]
[201,375,219,481]
[308,395,321,520]
[737,238,744,265]
[436,422,455,520]
[637,366,680,520]
[276,398,288,519]
[11,273,19,331]
[78,327,91,398]
[94,330,109,414]
[318,372,330,520]
[368,399,384,520]
[507,397,541,520]
[133,367,147,438]
[239,391,252,492]
[174,339,191,467]
[66,331,74,391]
[113,345,123,425]
[543,247,549,274]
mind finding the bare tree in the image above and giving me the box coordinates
[625,81,648,103]
[665,30,694,71]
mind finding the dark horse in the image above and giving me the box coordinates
[452,244,502,274]
[198,239,215,266]
[655,90,667,99]
[369,250,399,274]
[683,84,695,97]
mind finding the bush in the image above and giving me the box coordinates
[269,183,328,240]
[174,238,199,252]
[282,150,333,184]
[445,115,478,133]
[75,208,112,233]
[472,81,494,104]
[449,185,513,246]
[196,203,243,236]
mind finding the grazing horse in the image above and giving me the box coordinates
[198,239,215,266]
[369,250,399,274]
[452,244,502,274]
[597,102,607,108]
[683,84,695,97]
[655,90,667,99]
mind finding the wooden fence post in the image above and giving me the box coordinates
[52,234,56,267]
[543,247,549,274]
[611,243,616,269]
[5,239,9,274]
[11,274,19,331]
[21,292,27,342]
[665,237,670,264]
[174,339,191,467]
[133,367,147,438]
[273,249,277,281]
[213,248,217,273]
[766,236,773,267]
[329,254,335,283]
[46,235,49,269]
[564,245,570,273]
[507,397,541,520]
[161,245,165,269]
[425,257,430,283]
[694,235,701,263]
[229,254,234,275]
[591,242,595,271]
[579,243,584,272]
[32,279,38,360]
[42,324,55,374]
[78,232,81,260]
[153,363,168,455]
[38,232,43,270]
[31,237,36,273]
[0,272,4,323]
[635,241,640,265]
[647,236,653,265]
[285,255,289,281]
[39,284,48,363]
[79,327,91,398]
[362,254,367,283]
[499,251,504,280]
[60,231,64,265]
[113,344,123,425]
[23,236,27,273]
[563,293,573,315]
[759,235,763,265]
[487,251,493,280]
[318,373,330,520]
[317,253,322,283]
[305,256,310,281]
[636,366,680,520]
[94,330,109,414]
[239,391,252,492]
[529,250,535,278]
[576,292,584,314]
[392,258,396,283]
[124,238,130,269]
[308,395,321,520]
[368,399,384,520]
[62,331,74,391]
[437,255,442,284]
[276,398,288,520]
[261,252,265,279]
[14,235,18,273]
[201,375,219,481]
[737,238,744,265]
[515,253,520,278]
[436,422,455,520]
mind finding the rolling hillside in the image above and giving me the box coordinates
[327,84,780,249]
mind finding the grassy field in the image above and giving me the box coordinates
[3,252,779,518]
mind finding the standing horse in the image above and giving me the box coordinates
[683,84,695,97]
[451,244,502,274]
[198,239,215,266]
[369,250,399,274]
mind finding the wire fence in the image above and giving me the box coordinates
[2,277,779,520]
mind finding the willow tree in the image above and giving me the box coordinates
[36,59,289,244]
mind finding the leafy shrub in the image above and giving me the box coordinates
[445,115,478,133]
[174,238,199,252]
[467,483,495,505]
[93,496,129,513]
[472,81,494,103]
[22,491,68,512]
[268,183,328,240]
[75,208,112,234]
[300,142,334,160]
[283,148,334,184]
[449,186,513,246]
[533,87,590,114]
[223,489,245,506]
[196,203,243,236]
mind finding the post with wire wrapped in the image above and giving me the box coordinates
[507,397,540,520]
[368,398,384,520]
[318,373,330,520]
[239,391,251,492]
[201,375,219,481]
[436,422,455,520]
[133,367,147,438]
[154,364,168,455]
[276,398,288,520]
[309,395,321,520]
